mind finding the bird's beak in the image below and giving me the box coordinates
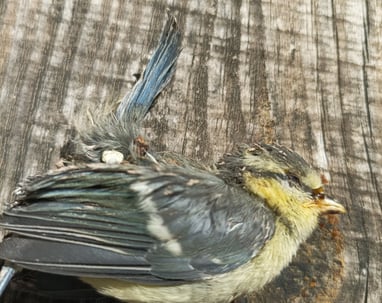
[316,197,346,214]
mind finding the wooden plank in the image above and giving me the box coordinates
[0,0,381,302]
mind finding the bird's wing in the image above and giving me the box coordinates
[0,164,275,285]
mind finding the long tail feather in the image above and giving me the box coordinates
[116,13,182,123]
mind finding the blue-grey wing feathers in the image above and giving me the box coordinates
[0,164,275,285]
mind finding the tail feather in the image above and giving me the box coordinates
[70,14,182,163]
[116,14,182,123]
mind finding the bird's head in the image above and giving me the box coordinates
[217,143,346,228]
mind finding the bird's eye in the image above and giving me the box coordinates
[286,173,301,187]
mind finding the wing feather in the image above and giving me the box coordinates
[0,164,275,284]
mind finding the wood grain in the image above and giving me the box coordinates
[0,0,381,302]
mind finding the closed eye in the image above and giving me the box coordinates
[284,173,314,197]
[286,173,301,187]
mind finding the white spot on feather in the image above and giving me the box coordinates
[140,197,183,256]
[164,240,183,256]
[211,258,223,264]
[131,182,154,196]
[147,214,172,241]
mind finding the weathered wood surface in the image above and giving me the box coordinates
[0,0,381,302]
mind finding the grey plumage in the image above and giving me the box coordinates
[0,164,275,284]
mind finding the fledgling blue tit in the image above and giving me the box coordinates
[0,13,346,303]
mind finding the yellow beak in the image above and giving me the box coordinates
[316,197,346,214]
